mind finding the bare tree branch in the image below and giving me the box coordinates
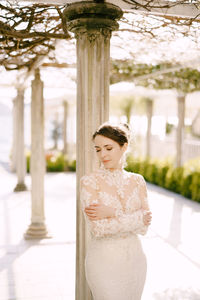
[1,0,200,71]
[0,2,71,70]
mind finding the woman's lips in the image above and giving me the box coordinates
[103,160,110,163]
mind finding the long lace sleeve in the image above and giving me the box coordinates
[80,175,120,238]
[80,174,150,238]
[116,175,149,236]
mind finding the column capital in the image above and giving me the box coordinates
[76,27,112,43]
[64,2,123,35]
[33,68,41,82]
[177,94,186,101]
[16,88,25,98]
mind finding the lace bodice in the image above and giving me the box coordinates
[80,166,150,239]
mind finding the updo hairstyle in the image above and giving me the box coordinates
[92,123,130,147]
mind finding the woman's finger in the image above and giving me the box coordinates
[85,208,96,212]
[86,211,96,216]
[88,205,100,209]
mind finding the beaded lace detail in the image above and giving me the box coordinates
[80,166,149,239]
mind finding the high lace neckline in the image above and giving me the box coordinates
[98,164,129,199]
[99,164,124,176]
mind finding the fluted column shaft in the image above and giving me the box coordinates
[176,95,185,167]
[77,27,111,300]
[146,99,153,158]
[63,100,68,170]
[11,97,17,172]
[14,89,27,191]
[24,69,50,239]
[64,3,123,300]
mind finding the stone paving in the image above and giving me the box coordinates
[0,163,200,300]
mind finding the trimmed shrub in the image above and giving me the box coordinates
[155,162,172,187]
[165,166,184,194]
[145,161,159,183]
[26,151,200,202]
[125,155,140,173]
[26,151,76,173]
[180,173,193,199]
[26,152,30,173]
[68,159,76,172]
[191,172,200,202]
[46,152,65,172]
[125,154,200,203]
[138,158,149,178]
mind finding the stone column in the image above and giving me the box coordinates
[11,97,17,172]
[24,69,50,239]
[176,94,185,167]
[64,3,123,300]
[146,99,153,158]
[63,101,68,171]
[14,89,27,191]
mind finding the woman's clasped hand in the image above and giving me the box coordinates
[85,203,152,226]
[84,203,116,220]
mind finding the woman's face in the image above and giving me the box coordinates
[94,135,127,170]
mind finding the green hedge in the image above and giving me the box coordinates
[27,151,76,173]
[26,151,200,202]
[125,155,200,203]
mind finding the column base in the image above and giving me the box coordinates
[14,183,27,192]
[24,222,52,240]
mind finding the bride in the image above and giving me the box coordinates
[80,123,152,300]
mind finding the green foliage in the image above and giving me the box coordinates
[110,60,172,85]
[26,152,30,173]
[140,68,200,93]
[125,155,200,203]
[46,152,65,172]
[110,60,200,94]
[26,151,76,173]
[68,159,76,172]
[165,122,174,135]
[144,161,158,183]
[154,160,172,187]
[165,166,184,193]
[180,173,193,199]
[26,152,199,202]
[190,172,200,202]
[182,157,200,202]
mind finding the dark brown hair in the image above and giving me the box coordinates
[92,123,130,146]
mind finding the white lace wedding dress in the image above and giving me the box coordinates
[80,166,150,300]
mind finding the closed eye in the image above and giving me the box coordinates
[95,146,113,152]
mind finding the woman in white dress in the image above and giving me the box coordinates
[80,123,152,300]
